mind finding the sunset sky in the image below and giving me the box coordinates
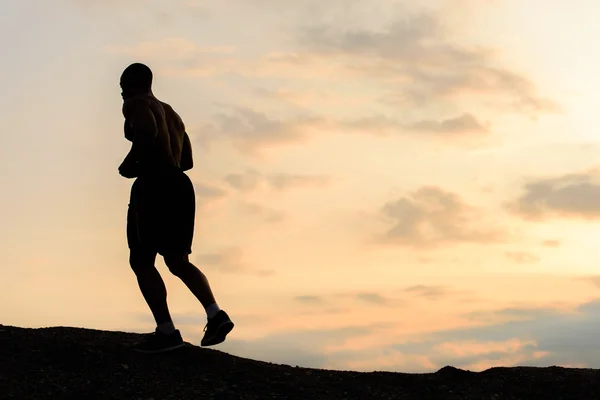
[4,0,600,372]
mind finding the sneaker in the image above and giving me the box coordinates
[132,329,185,354]
[201,310,234,347]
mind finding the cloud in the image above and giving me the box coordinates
[224,169,331,192]
[407,113,490,136]
[401,300,600,370]
[195,247,243,271]
[238,201,285,223]
[404,285,454,301]
[314,305,574,372]
[377,186,505,247]
[463,306,563,325]
[430,339,547,372]
[219,168,332,224]
[80,2,212,32]
[508,170,600,221]
[193,182,228,205]
[295,295,326,305]
[297,12,560,115]
[331,291,398,307]
[224,169,262,191]
[587,276,600,290]
[268,174,330,190]
[251,85,359,111]
[202,106,493,151]
[199,106,494,151]
[296,307,350,317]
[505,251,540,264]
[214,302,564,373]
[340,113,490,138]
[199,106,326,153]
[542,239,561,248]
[105,2,558,152]
[354,292,393,306]
[195,247,273,276]
[403,285,476,303]
[296,292,402,310]
[186,298,600,373]
[104,37,238,79]
[106,37,234,60]
[217,324,381,369]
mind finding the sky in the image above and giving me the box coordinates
[3,0,600,373]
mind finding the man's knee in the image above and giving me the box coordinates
[129,249,157,274]
[164,253,191,277]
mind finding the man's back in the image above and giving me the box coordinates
[123,94,193,173]
[159,100,187,168]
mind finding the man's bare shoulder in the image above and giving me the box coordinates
[159,100,173,111]
[159,101,178,117]
[160,101,185,127]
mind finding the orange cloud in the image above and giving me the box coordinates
[105,37,235,59]
[375,186,506,248]
[195,106,327,154]
[194,247,273,276]
[194,106,493,153]
[297,14,560,116]
[505,251,540,263]
[508,168,600,221]
[224,169,330,192]
[541,239,561,248]
[237,201,285,224]
[434,339,537,358]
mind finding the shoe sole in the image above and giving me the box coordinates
[132,342,186,354]
[201,321,234,347]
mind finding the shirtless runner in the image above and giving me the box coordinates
[118,62,233,353]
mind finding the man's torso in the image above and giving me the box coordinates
[123,94,187,174]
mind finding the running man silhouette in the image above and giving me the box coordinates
[118,63,234,353]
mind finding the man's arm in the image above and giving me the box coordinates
[119,98,158,177]
[118,146,138,178]
[180,132,193,171]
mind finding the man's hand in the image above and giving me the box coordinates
[119,161,138,178]
[119,151,139,178]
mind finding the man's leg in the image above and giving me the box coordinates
[129,248,185,353]
[127,180,184,353]
[159,170,233,346]
[164,253,216,309]
[165,253,234,347]
[129,248,171,325]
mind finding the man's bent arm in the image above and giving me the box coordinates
[181,132,193,171]
[124,99,158,167]
[119,147,139,178]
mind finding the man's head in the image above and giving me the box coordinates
[120,63,153,99]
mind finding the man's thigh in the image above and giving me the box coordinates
[129,247,158,271]
[155,173,195,256]
[127,196,160,252]
[127,176,165,252]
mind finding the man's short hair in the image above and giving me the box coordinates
[120,63,153,92]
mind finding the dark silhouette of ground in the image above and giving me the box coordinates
[2,324,600,399]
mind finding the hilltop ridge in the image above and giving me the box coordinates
[1,324,599,399]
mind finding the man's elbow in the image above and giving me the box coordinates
[181,159,193,171]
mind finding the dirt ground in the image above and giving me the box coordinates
[1,324,599,400]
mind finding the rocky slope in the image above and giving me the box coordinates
[1,324,599,399]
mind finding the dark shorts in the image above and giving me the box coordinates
[127,169,195,256]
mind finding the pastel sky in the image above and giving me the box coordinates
[4,0,600,372]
